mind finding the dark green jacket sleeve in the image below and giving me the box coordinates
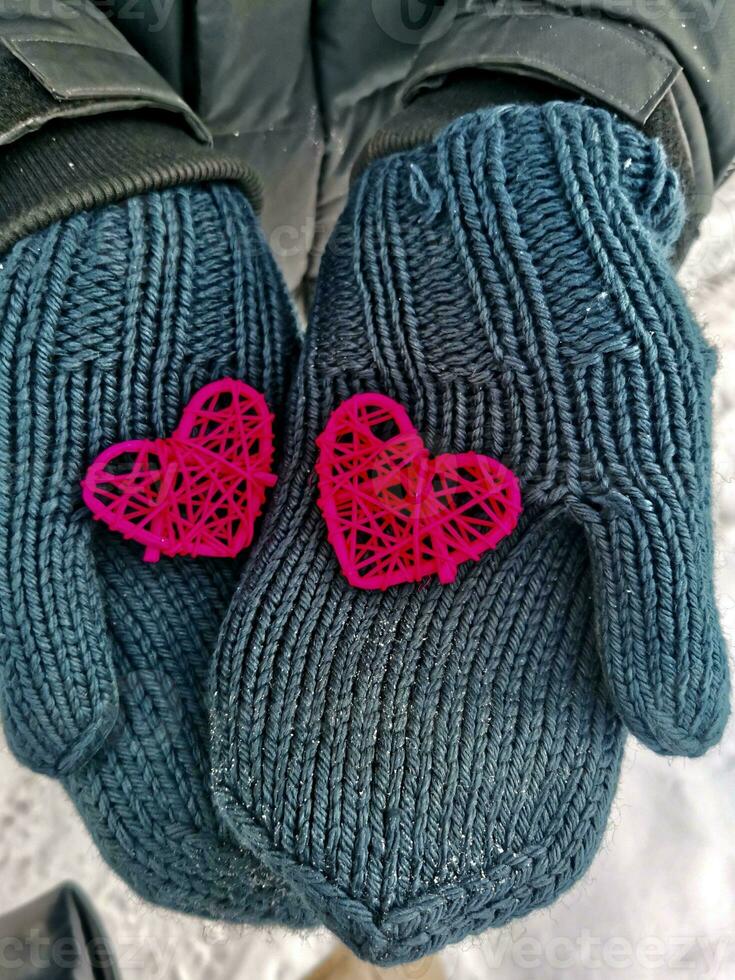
[0,0,260,255]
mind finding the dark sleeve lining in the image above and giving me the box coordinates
[0,7,262,255]
[0,49,261,256]
[0,111,262,257]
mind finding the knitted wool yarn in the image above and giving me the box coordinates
[211,104,729,962]
[0,184,313,923]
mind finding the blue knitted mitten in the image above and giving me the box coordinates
[0,184,314,923]
[211,104,729,962]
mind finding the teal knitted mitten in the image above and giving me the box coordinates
[211,104,729,961]
[0,184,313,923]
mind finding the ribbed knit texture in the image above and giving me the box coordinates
[211,104,730,963]
[0,184,314,923]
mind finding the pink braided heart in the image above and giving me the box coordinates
[82,379,276,562]
[316,393,522,590]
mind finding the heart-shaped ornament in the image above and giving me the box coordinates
[82,378,276,562]
[315,393,522,590]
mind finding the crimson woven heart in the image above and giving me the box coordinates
[315,393,522,589]
[82,378,276,562]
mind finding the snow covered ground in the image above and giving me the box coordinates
[1,179,733,980]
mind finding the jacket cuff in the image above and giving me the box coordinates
[355,72,569,176]
[0,110,261,256]
[0,7,261,255]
